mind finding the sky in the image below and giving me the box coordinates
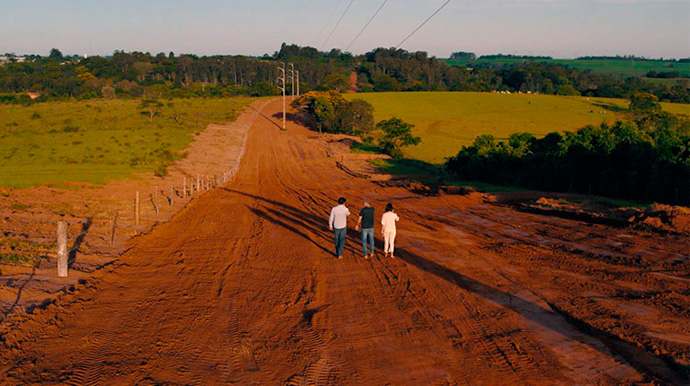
[1,0,689,59]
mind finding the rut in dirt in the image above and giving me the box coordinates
[1,99,688,386]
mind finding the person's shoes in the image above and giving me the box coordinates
[337,255,343,259]
[390,253,395,258]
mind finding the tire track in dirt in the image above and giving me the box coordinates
[1,99,686,385]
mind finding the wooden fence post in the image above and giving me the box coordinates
[170,183,174,206]
[197,174,201,192]
[135,191,140,226]
[57,221,68,277]
[183,177,187,198]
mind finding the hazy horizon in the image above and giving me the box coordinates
[1,0,689,59]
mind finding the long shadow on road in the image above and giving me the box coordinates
[222,187,683,384]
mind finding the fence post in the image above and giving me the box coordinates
[183,177,187,198]
[57,221,68,277]
[197,174,201,192]
[135,191,140,226]
[170,183,174,206]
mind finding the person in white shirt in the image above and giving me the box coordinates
[381,203,400,258]
[328,197,350,259]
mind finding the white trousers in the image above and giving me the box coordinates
[383,230,396,253]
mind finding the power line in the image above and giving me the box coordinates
[395,0,451,49]
[316,0,345,46]
[345,0,390,52]
[320,0,355,51]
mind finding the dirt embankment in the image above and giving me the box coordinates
[0,99,688,385]
[513,196,690,235]
[0,99,267,321]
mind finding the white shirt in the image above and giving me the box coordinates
[329,205,350,229]
[381,211,399,232]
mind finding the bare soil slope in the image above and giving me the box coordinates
[1,100,688,385]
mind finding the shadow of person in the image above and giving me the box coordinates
[221,187,683,384]
[68,218,92,268]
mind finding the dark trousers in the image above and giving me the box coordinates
[333,227,346,256]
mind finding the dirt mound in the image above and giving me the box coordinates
[519,196,690,235]
[644,204,690,234]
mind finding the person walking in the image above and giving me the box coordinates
[381,203,399,258]
[356,198,375,259]
[328,197,350,259]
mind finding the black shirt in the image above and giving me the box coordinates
[359,207,375,229]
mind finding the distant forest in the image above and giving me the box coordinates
[1,44,689,103]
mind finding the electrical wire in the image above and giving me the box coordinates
[319,0,355,51]
[316,0,345,47]
[395,0,451,49]
[344,0,390,52]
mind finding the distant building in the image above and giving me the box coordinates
[0,55,28,65]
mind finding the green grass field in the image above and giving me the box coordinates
[0,97,253,188]
[442,58,690,78]
[346,92,690,164]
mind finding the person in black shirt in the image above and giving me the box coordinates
[356,198,375,259]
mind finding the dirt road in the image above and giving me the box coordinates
[1,100,688,385]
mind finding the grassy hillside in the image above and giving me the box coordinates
[346,92,690,164]
[443,58,690,78]
[0,97,252,187]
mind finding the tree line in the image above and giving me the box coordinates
[576,55,690,63]
[445,93,690,206]
[1,44,689,104]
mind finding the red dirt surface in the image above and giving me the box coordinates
[0,99,266,321]
[1,100,688,385]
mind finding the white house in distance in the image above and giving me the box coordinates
[0,55,29,65]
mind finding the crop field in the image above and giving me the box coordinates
[347,92,689,164]
[0,97,252,187]
[443,58,690,77]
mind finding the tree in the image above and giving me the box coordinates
[373,74,403,92]
[249,81,279,96]
[49,48,63,60]
[336,99,374,136]
[318,73,350,93]
[556,84,581,96]
[450,52,476,60]
[140,99,164,122]
[291,91,347,133]
[629,92,661,113]
[376,117,421,158]
[101,86,116,99]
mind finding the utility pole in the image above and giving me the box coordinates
[288,62,295,99]
[277,62,286,130]
[296,70,300,96]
